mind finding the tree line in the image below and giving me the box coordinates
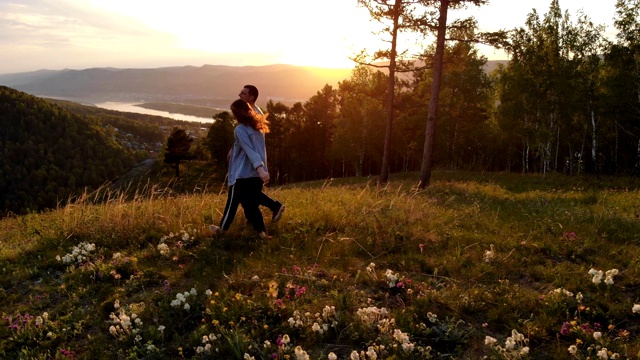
[196,0,639,184]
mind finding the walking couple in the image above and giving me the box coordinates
[209,85,285,239]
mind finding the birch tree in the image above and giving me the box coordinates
[496,1,577,174]
[608,0,640,173]
[565,12,607,173]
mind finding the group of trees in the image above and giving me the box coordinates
[494,0,640,175]
[196,0,639,184]
[0,86,138,215]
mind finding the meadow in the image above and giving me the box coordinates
[2,171,640,359]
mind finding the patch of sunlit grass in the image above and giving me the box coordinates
[2,171,640,359]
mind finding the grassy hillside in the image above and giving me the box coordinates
[2,171,640,359]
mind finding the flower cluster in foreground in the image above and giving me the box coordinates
[56,241,96,265]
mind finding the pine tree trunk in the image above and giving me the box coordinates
[379,0,402,184]
[419,0,449,189]
[591,109,597,173]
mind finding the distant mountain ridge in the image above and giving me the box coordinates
[0,64,354,108]
[0,61,508,108]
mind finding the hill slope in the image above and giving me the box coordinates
[1,172,640,359]
[0,86,138,214]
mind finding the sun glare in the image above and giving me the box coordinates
[88,0,377,69]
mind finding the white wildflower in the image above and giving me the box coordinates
[505,337,516,350]
[427,312,438,323]
[385,269,398,287]
[157,243,170,256]
[511,329,525,342]
[366,263,376,275]
[589,268,604,284]
[483,244,495,263]
[366,346,378,359]
[597,348,609,359]
[485,336,497,346]
[294,346,310,360]
[393,329,410,344]
[311,322,322,333]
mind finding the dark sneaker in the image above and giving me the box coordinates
[272,204,285,223]
[209,225,224,236]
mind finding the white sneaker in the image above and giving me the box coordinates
[272,204,285,223]
[258,231,271,239]
[209,225,224,236]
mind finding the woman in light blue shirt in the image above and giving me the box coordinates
[210,99,280,238]
[239,85,285,223]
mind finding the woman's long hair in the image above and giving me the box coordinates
[230,99,270,133]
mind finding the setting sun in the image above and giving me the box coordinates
[0,0,617,74]
[87,0,377,69]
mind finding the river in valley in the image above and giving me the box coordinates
[93,101,215,124]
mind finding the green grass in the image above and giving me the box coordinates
[2,171,640,359]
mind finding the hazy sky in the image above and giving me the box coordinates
[0,0,618,75]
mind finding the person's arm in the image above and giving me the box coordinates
[256,165,270,183]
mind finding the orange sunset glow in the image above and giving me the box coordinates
[0,0,617,74]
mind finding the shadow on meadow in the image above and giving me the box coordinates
[0,220,251,358]
[418,175,640,347]
[3,171,640,359]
